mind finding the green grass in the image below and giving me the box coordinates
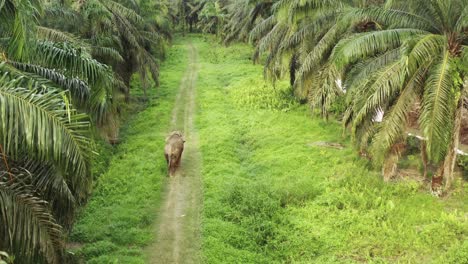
[194,35,468,263]
[69,38,189,263]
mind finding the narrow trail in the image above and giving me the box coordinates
[147,42,202,264]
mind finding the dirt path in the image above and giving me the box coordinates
[147,42,202,264]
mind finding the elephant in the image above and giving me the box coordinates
[164,131,185,176]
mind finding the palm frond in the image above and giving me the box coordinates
[352,60,406,134]
[344,48,401,89]
[7,61,90,102]
[404,34,445,72]
[23,159,77,228]
[33,41,113,85]
[370,63,429,163]
[101,0,143,23]
[296,24,342,83]
[43,6,80,22]
[354,7,440,33]
[36,26,80,44]
[0,176,63,264]
[0,75,91,178]
[420,50,456,162]
[91,46,124,62]
[331,28,426,69]
[249,15,276,43]
[308,63,344,116]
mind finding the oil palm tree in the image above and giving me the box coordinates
[0,62,91,264]
[1,0,105,262]
[2,0,173,261]
[331,0,467,191]
[43,0,170,141]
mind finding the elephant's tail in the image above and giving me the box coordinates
[168,154,173,175]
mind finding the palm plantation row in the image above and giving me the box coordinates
[0,0,176,262]
[0,0,466,263]
[188,0,467,191]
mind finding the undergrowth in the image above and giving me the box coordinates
[194,35,468,263]
[230,78,297,112]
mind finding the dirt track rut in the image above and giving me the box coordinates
[147,42,202,264]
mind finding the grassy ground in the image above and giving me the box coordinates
[70,35,467,264]
[194,35,467,263]
[69,39,189,263]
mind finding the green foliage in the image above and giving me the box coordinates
[439,240,468,264]
[0,177,63,264]
[230,78,297,111]
[328,94,347,117]
[0,63,91,263]
[1,0,466,258]
[90,138,114,179]
[0,251,13,264]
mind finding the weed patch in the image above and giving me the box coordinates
[230,78,297,111]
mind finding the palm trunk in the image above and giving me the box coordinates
[382,142,405,181]
[421,141,428,179]
[0,143,13,182]
[431,93,464,195]
[140,70,148,101]
[117,61,133,103]
[382,152,399,181]
[289,53,297,87]
[442,98,463,190]
[431,165,444,196]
